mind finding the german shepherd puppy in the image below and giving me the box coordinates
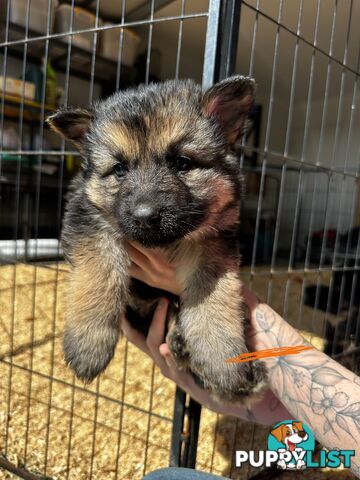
[47,76,267,404]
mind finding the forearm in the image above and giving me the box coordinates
[249,293,360,475]
[196,386,291,424]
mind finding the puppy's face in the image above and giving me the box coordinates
[47,77,255,247]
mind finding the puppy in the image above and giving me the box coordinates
[47,76,268,404]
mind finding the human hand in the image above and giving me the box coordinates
[121,295,291,422]
[124,242,292,422]
[121,297,230,412]
[126,241,183,295]
[126,242,266,349]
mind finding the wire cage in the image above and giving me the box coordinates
[0,0,359,479]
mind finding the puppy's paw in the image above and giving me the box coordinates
[195,359,268,406]
[232,360,268,405]
[63,322,120,383]
[166,324,190,370]
[249,360,268,395]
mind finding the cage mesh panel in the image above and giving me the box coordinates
[1,0,359,479]
[0,1,208,479]
[197,1,360,479]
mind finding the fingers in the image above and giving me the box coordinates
[123,292,226,411]
[159,342,171,356]
[127,242,169,287]
[122,298,171,374]
[126,242,152,271]
[146,298,169,369]
[123,295,187,384]
[129,262,150,285]
[121,316,151,356]
[126,241,182,295]
[128,241,174,272]
[158,342,193,391]
[159,343,175,368]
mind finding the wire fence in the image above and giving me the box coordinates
[0,0,359,479]
[205,1,360,478]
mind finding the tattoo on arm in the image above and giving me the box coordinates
[253,303,360,474]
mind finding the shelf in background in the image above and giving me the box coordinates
[1,22,136,85]
[1,92,56,121]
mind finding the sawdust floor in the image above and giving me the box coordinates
[0,263,354,479]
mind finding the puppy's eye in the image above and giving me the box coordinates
[176,155,191,172]
[113,162,128,178]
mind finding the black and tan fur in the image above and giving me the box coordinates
[47,76,268,404]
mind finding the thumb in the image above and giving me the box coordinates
[159,342,171,357]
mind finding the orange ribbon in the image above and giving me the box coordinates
[225,345,314,363]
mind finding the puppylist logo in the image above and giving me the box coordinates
[268,421,314,470]
[236,420,355,470]
[229,344,355,470]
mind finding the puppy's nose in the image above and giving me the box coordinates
[298,431,306,438]
[132,203,160,226]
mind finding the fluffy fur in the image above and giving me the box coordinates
[47,76,268,404]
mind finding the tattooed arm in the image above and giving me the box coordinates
[244,287,360,476]
[124,242,360,475]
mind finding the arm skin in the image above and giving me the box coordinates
[123,242,360,476]
[247,291,360,476]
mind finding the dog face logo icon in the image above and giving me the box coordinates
[271,421,308,451]
[268,420,315,470]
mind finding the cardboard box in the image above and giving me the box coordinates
[8,0,58,34]
[0,76,36,100]
[100,24,140,66]
[54,5,100,52]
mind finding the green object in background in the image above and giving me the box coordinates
[65,154,74,172]
[65,154,82,173]
[43,58,57,106]
[0,153,37,164]
[25,66,43,103]
[26,59,57,106]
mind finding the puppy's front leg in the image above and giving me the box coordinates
[64,235,129,383]
[169,269,267,403]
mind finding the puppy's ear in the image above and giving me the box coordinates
[46,107,94,148]
[202,75,255,145]
[271,424,286,443]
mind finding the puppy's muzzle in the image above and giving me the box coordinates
[132,203,161,227]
